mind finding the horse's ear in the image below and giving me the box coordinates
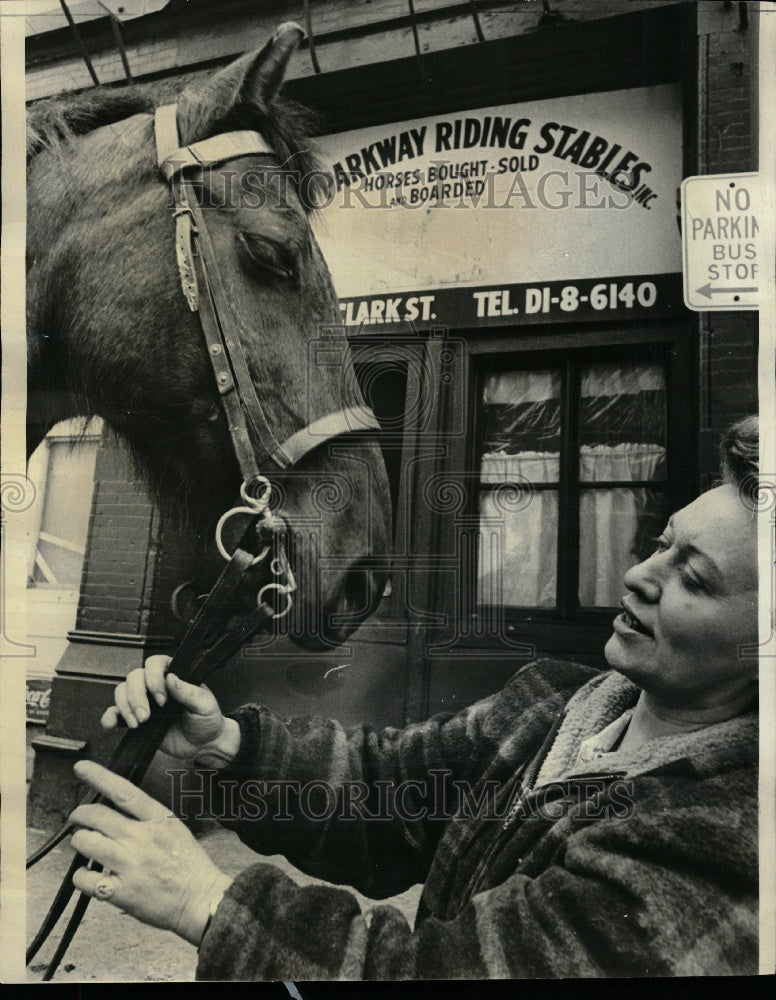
[239,22,306,107]
[177,22,304,143]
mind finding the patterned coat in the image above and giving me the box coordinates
[196,659,758,979]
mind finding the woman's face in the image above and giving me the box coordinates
[604,484,758,710]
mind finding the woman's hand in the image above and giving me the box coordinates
[70,760,233,946]
[101,655,240,767]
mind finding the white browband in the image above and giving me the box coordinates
[154,103,274,180]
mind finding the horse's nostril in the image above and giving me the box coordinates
[335,565,385,623]
[343,567,370,615]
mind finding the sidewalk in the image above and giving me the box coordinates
[26,728,422,983]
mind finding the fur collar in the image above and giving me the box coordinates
[535,670,757,786]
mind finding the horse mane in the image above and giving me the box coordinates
[26,81,325,204]
[26,88,155,162]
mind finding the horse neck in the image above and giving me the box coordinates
[27,258,86,458]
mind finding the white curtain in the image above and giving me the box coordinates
[478,451,558,607]
[476,362,665,609]
[578,443,665,606]
[477,443,665,608]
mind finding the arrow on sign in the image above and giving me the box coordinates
[695,283,758,299]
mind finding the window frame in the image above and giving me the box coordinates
[473,344,670,617]
[26,420,102,591]
[452,320,695,651]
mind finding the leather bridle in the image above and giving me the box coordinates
[153,103,379,495]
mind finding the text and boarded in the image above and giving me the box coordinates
[681,172,761,311]
[316,87,683,306]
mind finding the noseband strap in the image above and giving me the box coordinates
[154,104,380,481]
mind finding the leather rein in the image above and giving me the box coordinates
[26,107,380,980]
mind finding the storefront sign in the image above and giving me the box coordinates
[681,172,761,311]
[339,273,684,332]
[314,85,683,329]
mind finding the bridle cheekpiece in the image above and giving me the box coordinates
[153,104,380,515]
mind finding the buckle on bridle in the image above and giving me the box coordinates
[172,205,198,227]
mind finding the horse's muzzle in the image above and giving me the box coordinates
[320,559,388,646]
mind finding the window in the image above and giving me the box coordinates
[27,420,101,589]
[476,352,667,615]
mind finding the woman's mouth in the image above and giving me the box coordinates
[618,602,653,637]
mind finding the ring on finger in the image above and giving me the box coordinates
[94,873,116,902]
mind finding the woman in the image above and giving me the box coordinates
[70,417,760,977]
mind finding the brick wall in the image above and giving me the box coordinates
[73,435,195,643]
[29,433,199,827]
[696,2,759,446]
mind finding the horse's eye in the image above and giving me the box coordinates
[236,231,296,282]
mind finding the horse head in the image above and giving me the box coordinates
[26,24,391,648]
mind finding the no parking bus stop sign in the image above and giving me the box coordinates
[681,172,762,311]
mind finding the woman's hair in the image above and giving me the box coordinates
[720,415,759,487]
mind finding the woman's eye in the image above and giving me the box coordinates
[236,232,296,281]
[651,535,670,554]
[679,569,707,594]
